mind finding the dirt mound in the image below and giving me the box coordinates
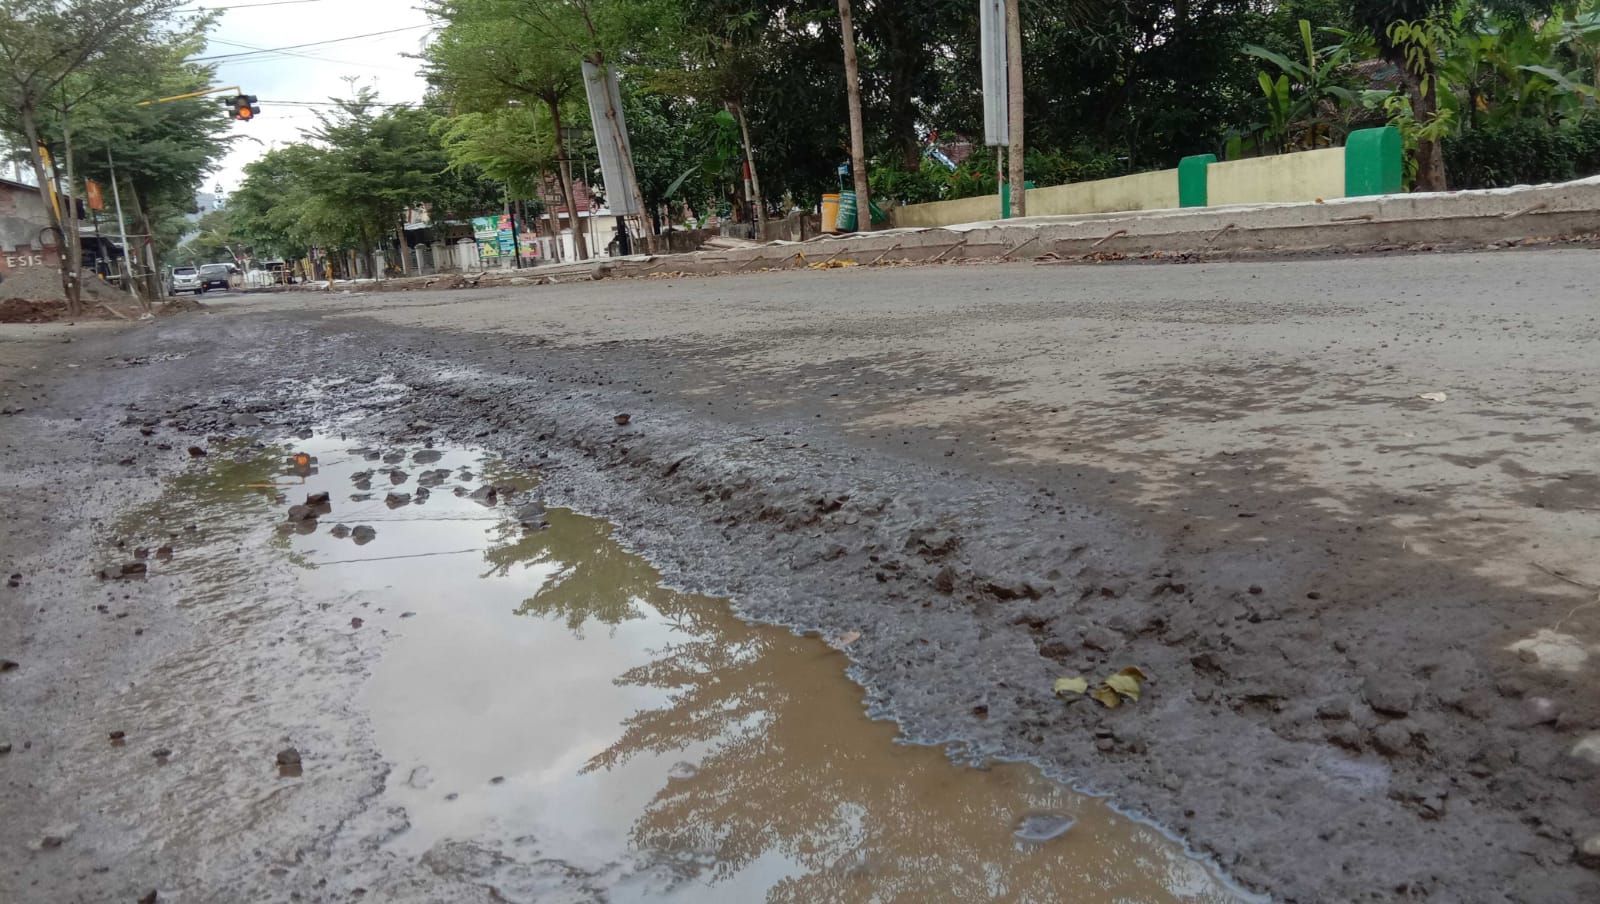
[0,266,125,305]
[0,298,61,323]
[158,296,207,316]
[0,297,139,323]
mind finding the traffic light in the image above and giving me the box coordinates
[226,94,261,122]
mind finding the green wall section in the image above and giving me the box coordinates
[1345,127,1403,197]
[1178,154,1216,208]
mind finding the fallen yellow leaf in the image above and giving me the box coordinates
[1054,676,1088,696]
[1105,673,1141,702]
[1114,666,1149,682]
[1090,686,1122,708]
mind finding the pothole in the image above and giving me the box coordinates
[123,433,1255,901]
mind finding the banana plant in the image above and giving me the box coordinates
[1257,72,1293,152]
[1244,19,1365,152]
[1557,10,1600,94]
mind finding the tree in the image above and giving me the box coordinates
[423,0,591,259]
[169,207,238,266]
[228,93,495,278]
[0,0,187,311]
[229,145,328,261]
[643,1,777,235]
[837,0,873,230]
[68,32,234,304]
[300,92,482,275]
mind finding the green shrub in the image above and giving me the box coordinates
[1571,116,1600,177]
[1025,147,1120,186]
[1443,119,1600,189]
[868,159,948,205]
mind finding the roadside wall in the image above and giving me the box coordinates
[891,194,1000,229]
[1026,169,1179,217]
[888,128,1403,229]
[1206,147,1345,205]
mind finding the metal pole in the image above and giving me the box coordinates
[998,145,1008,219]
[106,149,136,297]
[507,189,522,269]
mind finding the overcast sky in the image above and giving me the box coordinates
[197,0,434,193]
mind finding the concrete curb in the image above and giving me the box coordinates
[297,176,1600,291]
[544,176,1600,280]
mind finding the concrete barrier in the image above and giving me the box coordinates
[1026,169,1179,217]
[890,194,1001,229]
[889,128,1405,229]
[1206,147,1345,205]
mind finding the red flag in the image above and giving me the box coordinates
[85,180,105,211]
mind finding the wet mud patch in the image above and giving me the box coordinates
[199,434,1253,902]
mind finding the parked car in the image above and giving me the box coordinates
[199,263,232,292]
[171,266,203,295]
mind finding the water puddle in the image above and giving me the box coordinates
[136,436,1252,902]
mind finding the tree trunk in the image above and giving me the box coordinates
[837,0,873,231]
[1393,52,1447,192]
[545,99,588,261]
[1005,0,1025,218]
[396,218,409,275]
[58,113,85,314]
[729,100,768,240]
[1411,80,1446,192]
[17,106,75,308]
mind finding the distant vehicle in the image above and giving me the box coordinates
[198,263,232,291]
[171,266,202,295]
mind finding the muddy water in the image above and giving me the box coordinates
[176,438,1250,902]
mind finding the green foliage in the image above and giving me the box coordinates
[1245,19,1368,151]
[228,95,497,262]
[437,108,553,199]
[168,207,237,267]
[623,88,697,206]
[868,159,947,205]
[868,145,1121,207]
[1443,116,1600,186]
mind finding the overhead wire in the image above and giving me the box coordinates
[188,23,430,61]
[205,37,410,70]
[175,0,330,11]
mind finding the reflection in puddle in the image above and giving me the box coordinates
[204,438,1250,901]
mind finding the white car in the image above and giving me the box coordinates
[171,266,203,295]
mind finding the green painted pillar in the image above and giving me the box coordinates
[1345,126,1403,196]
[1178,154,1215,208]
[1000,180,1035,219]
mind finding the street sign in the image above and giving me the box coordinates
[979,0,1008,146]
[580,61,640,215]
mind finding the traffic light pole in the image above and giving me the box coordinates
[135,85,241,107]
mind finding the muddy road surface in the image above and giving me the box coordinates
[3,250,1599,903]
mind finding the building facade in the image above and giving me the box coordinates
[0,177,59,276]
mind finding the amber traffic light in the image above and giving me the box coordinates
[226,94,261,121]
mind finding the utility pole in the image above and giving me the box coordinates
[106,150,138,302]
[1005,0,1025,218]
[837,0,873,231]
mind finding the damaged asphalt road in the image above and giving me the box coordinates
[3,249,1600,902]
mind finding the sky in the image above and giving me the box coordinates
[195,0,435,195]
